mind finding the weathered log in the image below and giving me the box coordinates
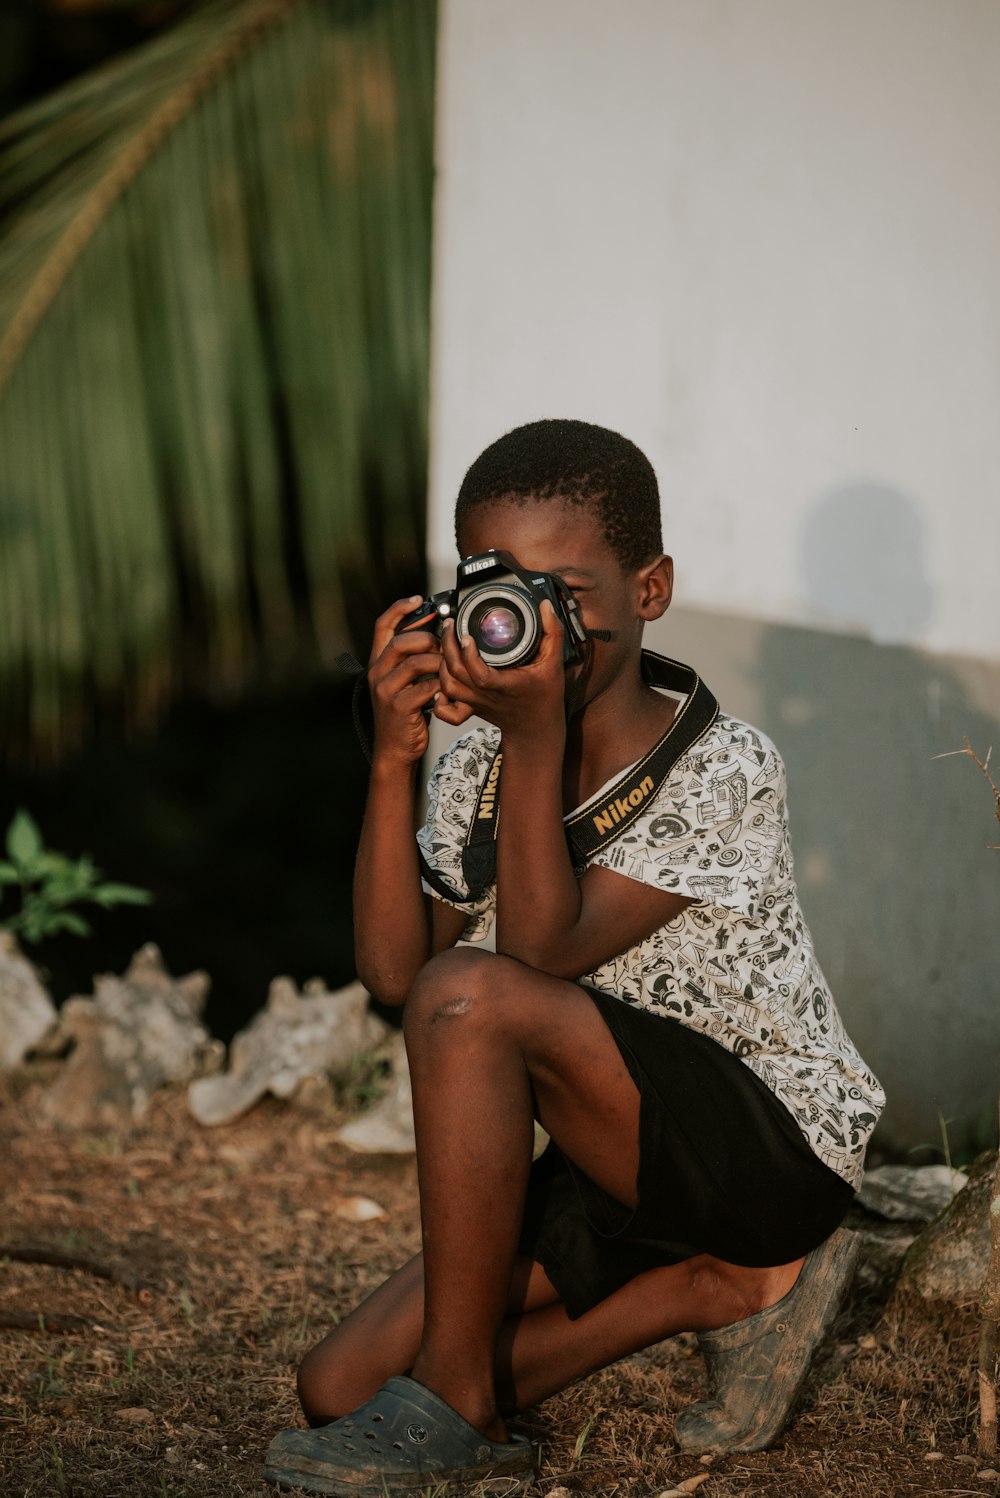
[899,1150,997,1306]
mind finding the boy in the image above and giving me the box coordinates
[265,420,884,1495]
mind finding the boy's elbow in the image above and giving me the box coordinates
[374,985,408,1009]
[355,955,410,1009]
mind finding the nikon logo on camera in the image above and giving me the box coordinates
[591,774,656,835]
[477,754,503,820]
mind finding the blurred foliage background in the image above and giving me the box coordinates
[0,0,437,1034]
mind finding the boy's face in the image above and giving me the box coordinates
[457,498,671,708]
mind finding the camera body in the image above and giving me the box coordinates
[396,550,588,668]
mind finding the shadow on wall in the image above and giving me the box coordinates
[761,482,1000,1159]
[801,483,934,644]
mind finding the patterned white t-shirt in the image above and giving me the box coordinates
[416,712,884,1189]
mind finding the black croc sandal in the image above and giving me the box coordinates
[674,1227,861,1454]
[263,1375,536,1496]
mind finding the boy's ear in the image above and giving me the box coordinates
[636,554,673,621]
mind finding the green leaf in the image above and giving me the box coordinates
[0,0,436,763]
[19,912,45,944]
[89,883,153,908]
[46,912,92,938]
[6,811,44,870]
[37,869,87,900]
[0,861,20,886]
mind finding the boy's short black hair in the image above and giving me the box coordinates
[455,419,663,570]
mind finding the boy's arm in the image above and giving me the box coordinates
[490,731,693,979]
[436,610,692,979]
[353,601,471,1006]
[353,758,470,1005]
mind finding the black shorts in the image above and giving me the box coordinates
[518,986,854,1320]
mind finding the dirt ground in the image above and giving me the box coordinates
[0,1065,992,1498]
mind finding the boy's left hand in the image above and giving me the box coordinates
[434,600,570,741]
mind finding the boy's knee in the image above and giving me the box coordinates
[405,947,506,1031]
[404,952,538,1048]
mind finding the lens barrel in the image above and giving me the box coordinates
[456,583,540,667]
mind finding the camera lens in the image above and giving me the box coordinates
[477,606,520,651]
[457,584,538,666]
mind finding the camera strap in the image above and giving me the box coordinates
[457,651,719,900]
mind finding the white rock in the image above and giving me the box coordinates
[858,1163,967,1222]
[41,944,222,1127]
[187,977,387,1126]
[655,1476,712,1497]
[336,1030,414,1154]
[0,930,58,1070]
[334,1195,388,1223]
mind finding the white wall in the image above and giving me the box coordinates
[427,0,1000,1152]
[429,0,1000,660]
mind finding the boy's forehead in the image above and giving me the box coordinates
[457,495,611,562]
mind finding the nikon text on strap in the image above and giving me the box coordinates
[457,651,718,900]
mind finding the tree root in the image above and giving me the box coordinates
[0,1309,94,1334]
[1,1241,156,1295]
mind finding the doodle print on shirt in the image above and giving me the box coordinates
[417,712,885,1189]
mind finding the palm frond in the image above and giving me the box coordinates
[0,0,437,762]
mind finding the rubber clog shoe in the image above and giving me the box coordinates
[674,1227,861,1454]
[264,1374,535,1496]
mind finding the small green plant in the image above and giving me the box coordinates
[81,1134,120,1161]
[572,1410,599,1461]
[50,1438,67,1496]
[37,1357,66,1399]
[0,808,151,945]
[343,1050,391,1112]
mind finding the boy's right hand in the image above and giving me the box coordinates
[365,597,451,767]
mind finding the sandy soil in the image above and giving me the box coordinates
[0,1066,989,1498]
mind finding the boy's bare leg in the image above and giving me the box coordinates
[492,1251,805,1414]
[359,946,803,1442]
[296,1252,556,1421]
[403,948,635,1438]
[297,1247,803,1425]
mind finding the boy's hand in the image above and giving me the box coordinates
[435,600,569,742]
[367,598,458,767]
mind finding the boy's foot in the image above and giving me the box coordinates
[674,1228,861,1454]
[263,1374,535,1496]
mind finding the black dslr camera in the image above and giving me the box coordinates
[396,550,589,668]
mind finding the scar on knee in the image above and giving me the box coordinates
[432,994,472,1022]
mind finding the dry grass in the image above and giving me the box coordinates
[0,1066,987,1498]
